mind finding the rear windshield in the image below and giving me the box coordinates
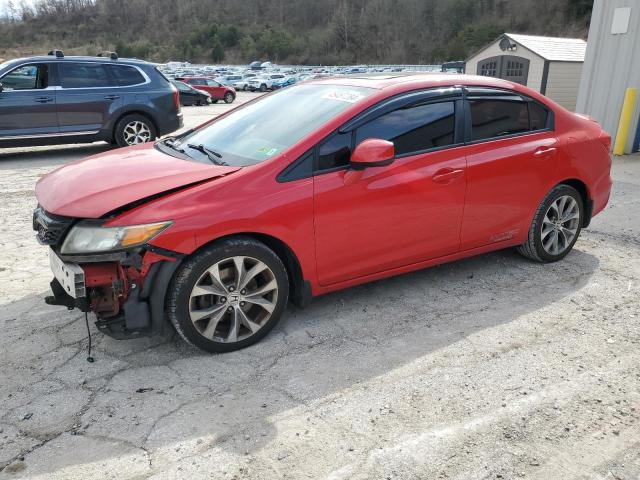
[176,84,374,167]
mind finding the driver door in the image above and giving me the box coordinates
[313,92,467,286]
[0,63,58,139]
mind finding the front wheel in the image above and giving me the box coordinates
[517,184,584,262]
[114,114,156,147]
[224,92,235,104]
[167,237,289,353]
[259,84,267,92]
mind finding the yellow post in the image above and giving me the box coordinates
[613,87,637,155]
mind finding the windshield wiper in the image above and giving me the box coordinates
[161,137,185,153]
[186,143,228,166]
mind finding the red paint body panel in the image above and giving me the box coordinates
[35,74,613,303]
[35,143,239,218]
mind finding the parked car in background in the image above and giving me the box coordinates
[248,74,286,92]
[0,50,182,148]
[176,76,236,103]
[172,80,211,106]
[271,76,296,89]
[233,79,252,91]
[34,74,612,353]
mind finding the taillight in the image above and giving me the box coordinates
[171,86,181,113]
[599,131,612,152]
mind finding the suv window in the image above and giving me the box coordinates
[318,131,352,171]
[206,80,220,87]
[355,101,455,155]
[469,100,530,141]
[107,65,145,86]
[59,63,112,88]
[1,64,49,90]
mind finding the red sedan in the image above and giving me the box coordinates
[176,76,236,103]
[34,75,612,352]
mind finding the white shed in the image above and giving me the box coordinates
[465,33,587,110]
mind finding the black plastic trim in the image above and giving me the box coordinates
[540,60,550,95]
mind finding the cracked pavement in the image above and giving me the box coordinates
[0,98,639,479]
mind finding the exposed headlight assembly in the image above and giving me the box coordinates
[60,221,172,254]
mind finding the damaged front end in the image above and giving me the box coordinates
[34,206,182,339]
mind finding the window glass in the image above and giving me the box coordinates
[470,100,529,141]
[178,84,373,167]
[318,132,352,170]
[1,64,48,90]
[529,102,549,130]
[107,65,145,86]
[60,63,111,88]
[356,101,455,155]
[173,80,191,92]
[206,80,219,87]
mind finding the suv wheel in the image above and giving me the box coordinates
[517,184,584,263]
[259,84,267,92]
[224,92,235,104]
[167,237,289,353]
[115,114,156,147]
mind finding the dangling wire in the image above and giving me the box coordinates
[84,312,95,363]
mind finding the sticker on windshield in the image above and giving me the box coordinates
[321,90,366,103]
[258,146,279,156]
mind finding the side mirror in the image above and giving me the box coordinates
[350,138,395,170]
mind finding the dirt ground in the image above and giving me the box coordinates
[0,95,639,479]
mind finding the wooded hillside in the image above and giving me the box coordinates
[0,0,593,64]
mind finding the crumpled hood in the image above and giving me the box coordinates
[35,143,240,218]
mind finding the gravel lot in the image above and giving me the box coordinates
[0,92,639,479]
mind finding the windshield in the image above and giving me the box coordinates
[176,84,374,167]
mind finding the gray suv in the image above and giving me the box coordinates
[0,51,183,148]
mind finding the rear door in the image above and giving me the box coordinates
[0,63,58,138]
[55,61,124,135]
[460,88,558,250]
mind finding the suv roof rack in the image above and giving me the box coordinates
[48,49,64,58]
[97,51,118,60]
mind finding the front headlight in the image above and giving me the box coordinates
[60,221,172,254]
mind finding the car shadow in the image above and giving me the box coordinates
[0,143,113,169]
[0,247,600,476]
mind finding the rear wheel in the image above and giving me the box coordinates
[114,114,156,147]
[167,237,289,353]
[517,184,584,262]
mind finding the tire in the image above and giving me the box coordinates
[243,85,248,91]
[259,83,267,92]
[114,114,156,147]
[167,236,290,353]
[517,184,584,263]
[224,92,235,104]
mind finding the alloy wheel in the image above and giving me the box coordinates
[188,256,278,343]
[123,120,151,145]
[540,195,580,255]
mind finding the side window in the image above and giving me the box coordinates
[317,132,352,171]
[469,100,529,141]
[529,102,549,130]
[1,64,48,90]
[355,101,456,155]
[59,63,111,88]
[206,80,219,87]
[107,65,145,86]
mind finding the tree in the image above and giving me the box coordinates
[211,35,224,62]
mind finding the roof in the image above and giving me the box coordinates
[1,55,153,67]
[307,73,520,90]
[504,33,586,62]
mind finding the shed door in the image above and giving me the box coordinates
[477,55,530,86]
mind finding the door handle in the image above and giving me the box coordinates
[433,168,464,183]
[35,96,54,103]
[104,94,120,100]
[533,146,557,157]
